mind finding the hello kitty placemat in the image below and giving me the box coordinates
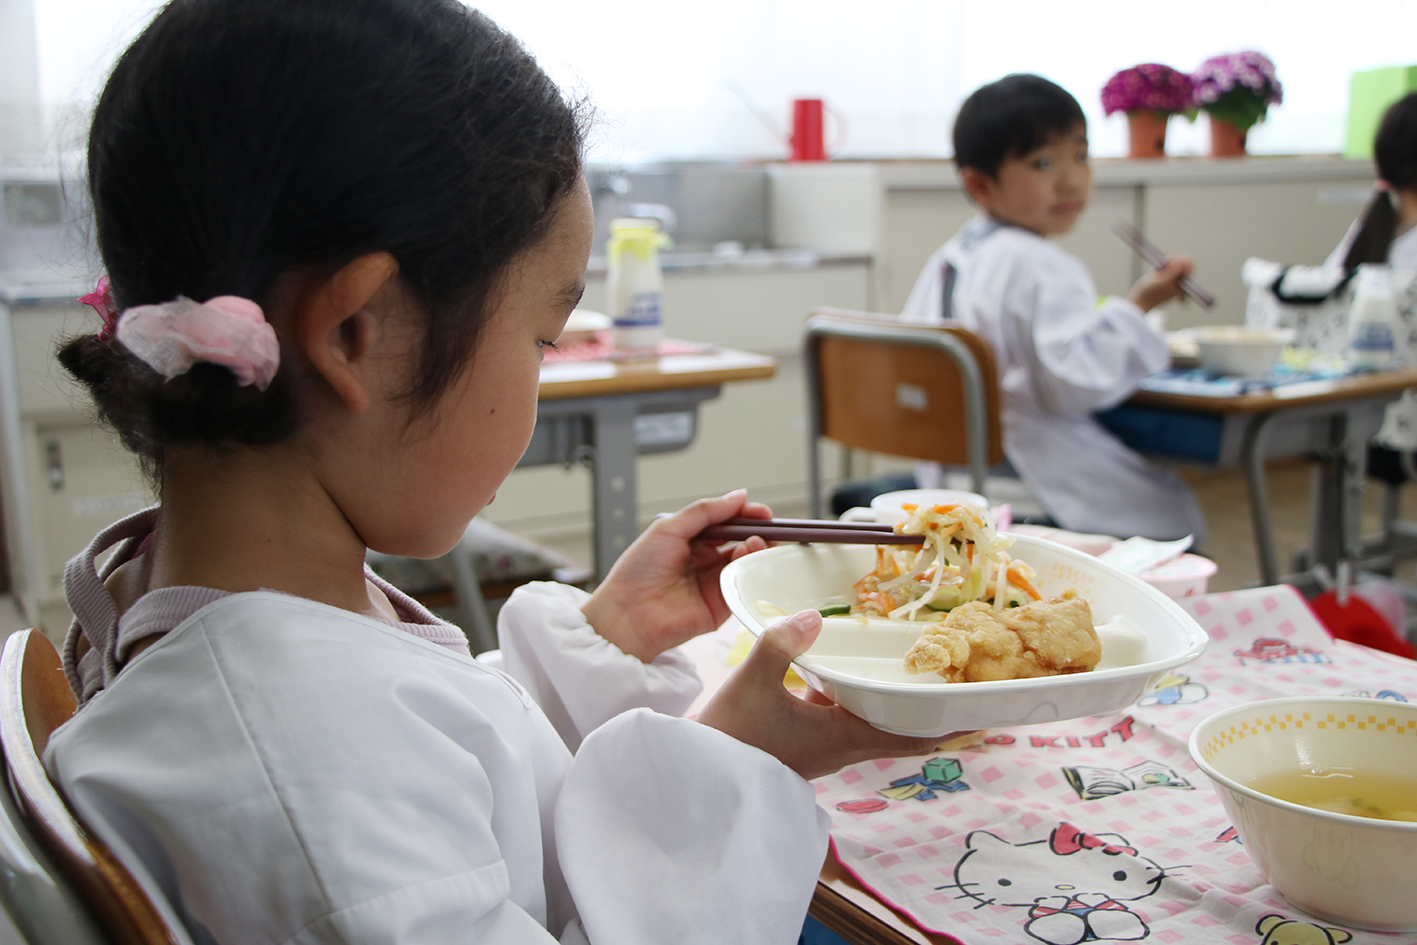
[814,585,1417,945]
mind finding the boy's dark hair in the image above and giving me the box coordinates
[60,0,586,471]
[952,74,1086,177]
[1343,92,1417,272]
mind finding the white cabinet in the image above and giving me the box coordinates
[0,288,153,639]
[1143,175,1369,324]
[770,157,1376,327]
[482,259,872,537]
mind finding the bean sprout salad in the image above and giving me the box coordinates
[851,503,1042,621]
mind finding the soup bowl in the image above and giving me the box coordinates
[1188,696,1417,932]
[1189,325,1292,377]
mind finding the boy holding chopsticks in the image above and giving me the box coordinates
[901,73,1205,544]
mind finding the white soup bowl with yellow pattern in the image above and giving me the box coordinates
[1188,696,1417,932]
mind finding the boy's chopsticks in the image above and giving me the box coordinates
[1112,222,1216,309]
[694,517,925,545]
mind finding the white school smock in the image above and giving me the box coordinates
[901,216,1206,543]
[45,584,829,945]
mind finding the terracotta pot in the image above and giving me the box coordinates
[1126,110,1169,159]
[1209,117,1248,157]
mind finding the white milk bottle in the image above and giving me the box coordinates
[1347,263,1397,372]
[606,217,667,351]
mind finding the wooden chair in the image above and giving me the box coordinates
[804,308,1004,519]
[0,629,192,945]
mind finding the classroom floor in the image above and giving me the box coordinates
[1188,458,1417,593]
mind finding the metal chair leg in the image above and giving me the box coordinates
[446,546,498,654]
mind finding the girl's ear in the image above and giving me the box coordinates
[294,253,401,411]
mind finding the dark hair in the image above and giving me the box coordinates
[59,0,586,471]
[952,74,1086,177]
[1343,92,1417,273]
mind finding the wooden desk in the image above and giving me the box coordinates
[812,851,955,944]
[530,347,776,580]
[1125,368,1417,585]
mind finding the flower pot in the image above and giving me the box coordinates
[1209,117,1248,157]
[1126,110,1169,159]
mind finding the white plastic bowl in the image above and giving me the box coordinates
[1190,326,1291,377]
[719,534,1207,737]
[556,308,611,345]
[839,488,990,527]
[1189,697,1417,932]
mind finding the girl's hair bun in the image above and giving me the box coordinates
[63,0,586,467]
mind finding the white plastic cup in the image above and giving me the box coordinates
[840,488,990,527]
[1139,553,1217,600]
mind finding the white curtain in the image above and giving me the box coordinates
[27,0,1417,162]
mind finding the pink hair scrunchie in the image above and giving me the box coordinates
[116,295,281,390]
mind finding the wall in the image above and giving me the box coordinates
[0,0,43,160]
[771,157,1376,329]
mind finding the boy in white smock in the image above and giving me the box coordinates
[901,74,1205,543]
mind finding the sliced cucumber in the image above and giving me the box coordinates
[817,603,853,617]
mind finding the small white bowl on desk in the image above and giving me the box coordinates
[1189,696,1417,932]
[1188,326,1293,378]
[839,488,989,527]
[556,308,612,345]
[719,534,1208,737]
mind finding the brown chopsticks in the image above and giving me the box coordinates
[694,517,925,545]
[1112,221,1216,309]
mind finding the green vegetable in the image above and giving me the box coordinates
[817,603,852,617]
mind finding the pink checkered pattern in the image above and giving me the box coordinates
[816,585,1417,944]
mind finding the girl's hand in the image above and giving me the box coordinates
[1128,254,1194,313]
[697,610,950,781]
[580,489,771,662]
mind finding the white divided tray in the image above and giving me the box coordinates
[719,534,1208,736]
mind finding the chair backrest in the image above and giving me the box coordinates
[804,308,1004,517]
[0,629,190,945]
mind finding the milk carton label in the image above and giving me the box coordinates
[615,291,662,328]
[1350,320,1394,352]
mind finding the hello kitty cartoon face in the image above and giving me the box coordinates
[942,822,1171,944]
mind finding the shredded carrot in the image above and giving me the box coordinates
[1007,564,1042,600]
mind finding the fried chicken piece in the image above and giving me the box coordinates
[903,591,1100,681]
[902,628,971,681]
